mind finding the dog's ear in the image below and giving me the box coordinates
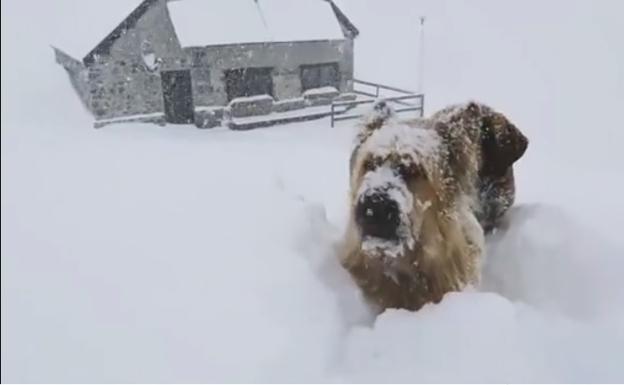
[480,113,528,177]
[466,101,481,117]
[364,99,395,130]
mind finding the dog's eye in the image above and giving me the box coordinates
[363,158,375,171]
[397,164,411,180]
[397,164,424,181]
[364,157,385,172]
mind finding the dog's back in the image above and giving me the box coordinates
[430,102,529,231]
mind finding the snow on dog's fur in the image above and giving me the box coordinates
[431,102,529,232]
[340,101,528,311]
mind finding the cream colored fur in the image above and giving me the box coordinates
[340,114,485,311]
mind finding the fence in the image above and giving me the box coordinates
[330,79,425,127]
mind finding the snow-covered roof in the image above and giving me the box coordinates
[50,0,140,58]
[167,0,346,47]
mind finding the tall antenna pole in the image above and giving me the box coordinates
[254,0,271,39]
[418,16,426,95]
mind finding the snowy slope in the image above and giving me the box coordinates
[2,0,624,382]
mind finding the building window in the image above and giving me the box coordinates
[224,67,274,101]
[300,63,340,91]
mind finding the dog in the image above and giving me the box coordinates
[340,101,528,311]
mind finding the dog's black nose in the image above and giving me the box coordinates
[355,192,401,240]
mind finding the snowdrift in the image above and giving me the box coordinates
[2,0,624,382]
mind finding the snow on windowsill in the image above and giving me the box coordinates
[303,86,339,96]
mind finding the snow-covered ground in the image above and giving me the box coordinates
[2,0,624,382]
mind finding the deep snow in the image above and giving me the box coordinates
[2,0,624,382]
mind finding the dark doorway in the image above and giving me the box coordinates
[161,70,194,124]
[225,67,274,102]
[300,63,340,91]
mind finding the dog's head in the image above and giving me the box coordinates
[350,107,443,261]
[466,102,529,177]
[344,102,487,304]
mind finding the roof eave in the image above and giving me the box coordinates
[326,0,359,39]
[82,0,159,66]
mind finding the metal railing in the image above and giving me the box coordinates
[330,79,425,127]
[353,78,417,99]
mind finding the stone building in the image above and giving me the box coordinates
[53,0,359,128]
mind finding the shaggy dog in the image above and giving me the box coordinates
[341,101,528,311]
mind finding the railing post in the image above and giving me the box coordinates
[331,103,335,128]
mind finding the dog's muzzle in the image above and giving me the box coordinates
[355,191,401,240]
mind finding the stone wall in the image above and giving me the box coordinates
[188,39,355,107]
[85,0,184,120]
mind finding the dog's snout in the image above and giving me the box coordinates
[355,192,401,240]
